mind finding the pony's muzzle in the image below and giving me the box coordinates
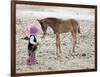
[41,34,46,39]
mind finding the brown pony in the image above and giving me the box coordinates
[38,17,80,55]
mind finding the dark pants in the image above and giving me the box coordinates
[27,45,38,65]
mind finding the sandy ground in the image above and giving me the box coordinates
[16,5,95,73]
[16,19,95,73]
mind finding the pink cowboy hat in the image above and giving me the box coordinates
[29,26,39,35]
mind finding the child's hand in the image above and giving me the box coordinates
[36,42,39,46]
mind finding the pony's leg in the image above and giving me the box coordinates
[72,32,77,52]
[56,33,59,55]
[58,34,61,53]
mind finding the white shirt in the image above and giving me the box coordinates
[29,35,37,45]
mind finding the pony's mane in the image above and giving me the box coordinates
[44,17,62,21]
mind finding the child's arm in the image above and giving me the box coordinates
[21,36,29,40]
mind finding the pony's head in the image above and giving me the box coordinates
[38,19,48,36]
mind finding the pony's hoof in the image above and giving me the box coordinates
[56,53,59,56]
[73,50,75,53]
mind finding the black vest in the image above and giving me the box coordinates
[30,35,37,42]
[28,35,37,50]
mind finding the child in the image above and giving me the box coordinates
[27,26,39,65]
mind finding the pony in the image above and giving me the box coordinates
[38,17,80,55]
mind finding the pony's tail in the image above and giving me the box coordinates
[71,19,80,34]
